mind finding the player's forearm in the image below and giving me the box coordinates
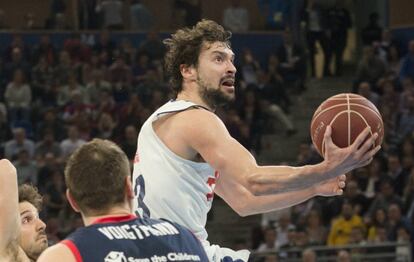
[237,186,317,216]
[246,162,328,195]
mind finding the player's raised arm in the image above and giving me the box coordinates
[178,109,379,196]
[0,159,20,256]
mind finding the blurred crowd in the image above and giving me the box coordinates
[0,0,413,261]
[249,21,414,262]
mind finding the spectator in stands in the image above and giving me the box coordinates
[367,208,387,242]
[96,0,124,30]
[95,112,116,140]
[305,209,327,245]
[43,170,66,218]
[4,46,30,82]
[357,81,380,107]
[4,128,35,160]
[327,0,351,76]
[222,0,249,32]
[256,227,278,252]
[36,108,65,141]
[130,0,154,31]
[239,49,261,86]
[31,55,55,103]
[138,31,166,61]
[385,154,409,196]
[4,69,32,124]
[277,30,306,93]
[386,203,411,241]
[22,12,39,30]
[81,53,107,84]
[303,0,331,77]
[108,54,132,94]
[275,213,296,248]
[93,30,116,62]
[399,40,414,80]
[356,46,387,86]
[14,149,38,185]
[77,0,99,30]
[257,0,291,30]
[387,45,403,75]
[60,125,86,159]
[361,12,383,46]
[0,103,12,152]
[54,50,77,85]
[362,158,384,199]
[302,248,316,262]
[379,79,399,113]
[395,95,414,143]
[57,73,88,107]
[173,0,201,27]
[328,201,364,246]
[85,69,111,105]
[336,250,351,262]
[367,178,403,218]
[36,152,61,193]
[35,129,62,164]
[120,125,138,161]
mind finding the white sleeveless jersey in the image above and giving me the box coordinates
[132,100,218,241]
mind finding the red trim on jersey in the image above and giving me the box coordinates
[91,214,137,225]
[61,240,83,262]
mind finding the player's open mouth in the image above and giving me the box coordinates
[221,79,235,92]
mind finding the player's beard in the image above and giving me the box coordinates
[197,76,234,110]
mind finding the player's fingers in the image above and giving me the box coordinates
[336,188,344,195]
[359,145,381,164]
[338,180,346,188]
[323,126,335,149]
[356,133,378,157]
[338,174,346,181]
[351,127,371,150]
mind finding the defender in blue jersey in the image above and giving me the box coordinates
[37,139,208,262]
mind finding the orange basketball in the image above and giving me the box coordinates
[310,93,384,157]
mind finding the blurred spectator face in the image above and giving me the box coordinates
[387,204,401,222]
[24,12,35,28]
[397,227,410,242]
[68,74,78,86]
[18,150,30,163]
[341,202,353,219]
[294,231,308,246]
[18,202,48,259]
[337,250,351,262]
[12,47,22,62]
[68,126,79,140]
[362,46,374,60]
[402,139,413,155]
[43,132,55,144]
[402,155,413,170]
[350,227,364,243]
[14,128,26,143]
[92,70,104,83]
[387,155,400,172]
[376,227,387,242]
[345,180,358,198]
[307,210,320,227]
[358,82,371,98]
[125,126,138,141]
[40,35,50,45]
[302,249,316,262]
[59,51,71,64]
[374,208,386,224]
[264,255,278,262]
[263,228,276,247]
[13,69,25,84]
[380,181,394,197]
[44,110,56,122]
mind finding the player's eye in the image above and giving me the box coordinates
[22,216,32,224]
[215,56,223,63]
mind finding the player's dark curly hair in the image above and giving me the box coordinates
[18,184,43,211]
[163,19,232,97]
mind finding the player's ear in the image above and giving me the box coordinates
[125,176,134,199]
[66,189,81,213]
[180,64,196,82]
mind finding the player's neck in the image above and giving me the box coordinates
[176,90,213,111]
[82,205,132,226]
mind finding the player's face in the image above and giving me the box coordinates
[196,41,237,108]
[19,201,48,260]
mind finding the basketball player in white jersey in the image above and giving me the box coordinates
[132,20,380,261]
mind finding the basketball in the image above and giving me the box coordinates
[310,93,384,157]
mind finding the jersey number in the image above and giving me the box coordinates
[134,175,150,217]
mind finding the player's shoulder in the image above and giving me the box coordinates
[37,243,77,262]
[173,107,225,130]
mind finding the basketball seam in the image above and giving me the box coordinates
[320,109,374,155]
[312,103,382,122]
[347,94,351,146]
